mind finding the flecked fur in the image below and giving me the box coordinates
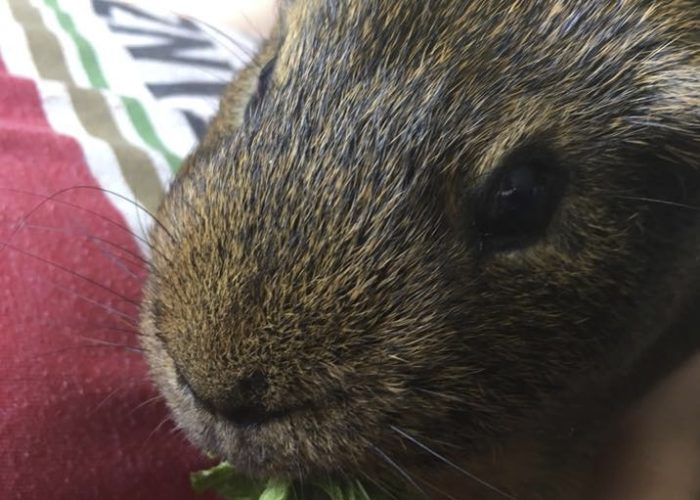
[141,1,699,498]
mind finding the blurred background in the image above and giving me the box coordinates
[135,0,278,36]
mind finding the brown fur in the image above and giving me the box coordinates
[140,1,699,498]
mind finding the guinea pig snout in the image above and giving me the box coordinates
[178,370,318,427]
[180,369,284,427]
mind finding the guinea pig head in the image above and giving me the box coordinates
[141,0,699,485]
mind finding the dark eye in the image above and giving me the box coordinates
[475,151,566,252]
[245,57,277,118]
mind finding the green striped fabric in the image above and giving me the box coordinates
[0,0,254,240]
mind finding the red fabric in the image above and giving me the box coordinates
[0,71,213,498]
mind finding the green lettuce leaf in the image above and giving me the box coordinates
[259,479,292,500]
[191,461,420,500]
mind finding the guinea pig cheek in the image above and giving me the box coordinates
[139,331,219,455]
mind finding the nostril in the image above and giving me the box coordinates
[175,368,188,389]
[215,371,272,427]
[238,370,269,400]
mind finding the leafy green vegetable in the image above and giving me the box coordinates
[259,479,292,500]
[191,462,420,500]
[191,461,266,499]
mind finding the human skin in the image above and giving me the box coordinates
[595,352,700,500]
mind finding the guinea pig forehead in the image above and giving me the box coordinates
[444,98,561,180]
[275,0,445,79]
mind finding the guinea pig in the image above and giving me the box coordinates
[140,1,700,498]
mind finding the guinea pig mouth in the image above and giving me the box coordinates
[180,388,368,479]
[173,365,345,429]
[208,400,318,428]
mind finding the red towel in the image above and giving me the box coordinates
[0,63,214,500]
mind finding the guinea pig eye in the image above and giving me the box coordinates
[475,152,565,253]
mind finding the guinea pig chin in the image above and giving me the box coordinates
[140,334,380,479]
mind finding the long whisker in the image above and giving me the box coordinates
[238,10,268,42]
[612,194,700,211]
[1,241,141,307]
[179,14,262,68]
[390,426,518,500]
[357,470,399,500]
[414,475,462,500]
[20,185,173,241]
[41,282,139,331]
[0,187,159,254]
[20,343,143,365]
[68,334,143,352]
[22,223,148,281]
[143,416,173,449]
[167,424,187,439]
[40,318,140,353]
[413,388,466,405]
[369,444,427,499]
[93,324,142,336]
[11,315,142,347]
[24,222,151,269]
[95,245,141,281]
[90,386,127,417]
[128,394,165,417]
[116,0,265,64]
[294,460,304,494]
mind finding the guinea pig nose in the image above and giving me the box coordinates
[208,371,273,427]
[237,370,269,403]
